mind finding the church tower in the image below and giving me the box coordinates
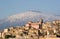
[39,19,43,29]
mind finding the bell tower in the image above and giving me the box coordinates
[39,19,43,29]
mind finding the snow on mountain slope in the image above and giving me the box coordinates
[7,11,53,22]
[7,11,47,22]
[0,11,60,30]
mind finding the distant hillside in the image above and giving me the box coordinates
[0,11,60,30]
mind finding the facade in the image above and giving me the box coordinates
[4,28,9,33]
[0,32,2,37]
[25,19,43,29]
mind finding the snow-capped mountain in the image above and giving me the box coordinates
[0,11,60,30]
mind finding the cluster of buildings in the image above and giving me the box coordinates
[0,19,60,39]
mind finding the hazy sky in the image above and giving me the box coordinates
[0,0,60,19]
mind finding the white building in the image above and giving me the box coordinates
[4,28,9,33]
[0,32,2,37]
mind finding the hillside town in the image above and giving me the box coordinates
[0,19,60,39]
